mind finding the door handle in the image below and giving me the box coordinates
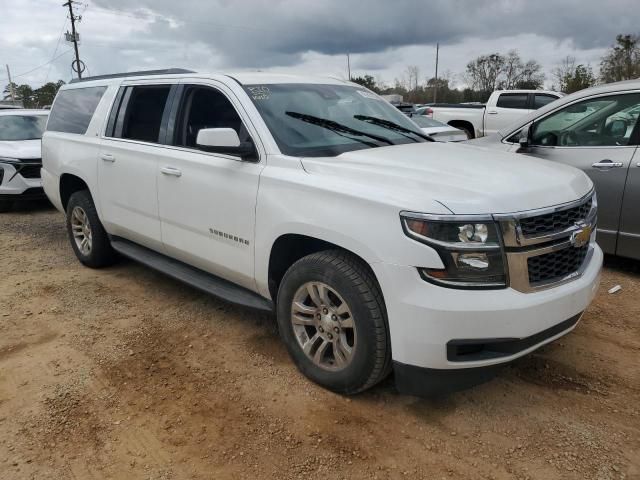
[160,166,182,177]
[100,153,115,163]
[592,160,624,170]
[487,111,498,114]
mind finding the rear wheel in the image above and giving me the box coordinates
[66,190,117,268]
[276,250,391,395]
[0,200,12,213]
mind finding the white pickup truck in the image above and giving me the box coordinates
[426,90,563,139]
[42,70,601,396]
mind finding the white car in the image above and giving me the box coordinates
[426,90,563,139]
[409,115,468,142]
[0,109,49,212]
[42,70,601,396]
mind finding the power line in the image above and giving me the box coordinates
[44,17,68,84]
[0,50,73,83]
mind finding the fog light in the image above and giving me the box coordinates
[454,252,489,270]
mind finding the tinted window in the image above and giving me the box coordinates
[531,93,640,147]
[174,86,246,149]
[0,115,48,141]
[496,93,529,109]
[534,94,558,109]
[47,86,106,134]
[117,85,171,143]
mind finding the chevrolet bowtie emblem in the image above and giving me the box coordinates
[570,223,592,248]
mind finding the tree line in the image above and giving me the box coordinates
[352,33,640,104]
[2,80,65,108]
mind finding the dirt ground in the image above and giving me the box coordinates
[0,202,638,480]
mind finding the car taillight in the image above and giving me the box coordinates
[424,108,433,117]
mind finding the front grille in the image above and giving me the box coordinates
[520,198,592,237]
[18,164,42,179]
[527,245,589,284]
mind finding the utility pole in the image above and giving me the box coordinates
[63,1,83,79]
[433,43,439,103]
[347,53,351,81]
[5,65,16,102]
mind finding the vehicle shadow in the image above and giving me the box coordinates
[4,199,55,213]
[603,253,640,275]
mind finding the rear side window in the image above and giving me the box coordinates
[47,86,107,134]
[496,93,529,109]
[534,94,558,109]
[107,85,171,143]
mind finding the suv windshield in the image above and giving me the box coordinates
[243,83,427,157]
[0,115,48,141]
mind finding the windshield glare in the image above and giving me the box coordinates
[244,83,427,157]
[0,115,48,141]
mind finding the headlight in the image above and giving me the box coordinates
[401,213,507,289]
[0,157,21,164]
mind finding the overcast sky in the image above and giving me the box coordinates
[1,0,638,92]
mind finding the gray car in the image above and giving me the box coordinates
[471,80,640,260]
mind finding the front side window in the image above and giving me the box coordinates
[243,83,427,157]
[47,86,106,134]
[496,93,529,109]
[531,93,640,147]
[0,115,48,141]
[173,86,246,150]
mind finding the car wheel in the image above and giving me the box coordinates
[66,190,117,268]
[0,200,12,213]
[276,250,391,395]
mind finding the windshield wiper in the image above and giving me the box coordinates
[286,111,394,146]
[354,115,434,142]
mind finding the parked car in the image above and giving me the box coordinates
[469,80,640,260]
[0,109,49,212]
[426,90,563,139]
[408,115,468,142]
[42,70,601,396]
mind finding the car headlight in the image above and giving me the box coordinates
[401,213,507,289]
[0,157,21,164]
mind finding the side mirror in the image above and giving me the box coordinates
[196,128,257,160]
[518,124,531,149]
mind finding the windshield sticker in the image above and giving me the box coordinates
[248,86,270,100]
[357,90,380,100]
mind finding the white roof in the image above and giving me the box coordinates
[0,108,49,116]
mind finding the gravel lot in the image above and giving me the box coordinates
[0,202,639,480]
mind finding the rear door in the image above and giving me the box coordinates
[98,82,175,251]
[484,93,530,136]
[525,92,640,254]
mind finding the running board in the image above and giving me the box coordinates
[110,237,273,312]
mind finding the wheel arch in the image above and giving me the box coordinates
[59,173,91,211]
[448,120,475,139]
[266,233,381,304]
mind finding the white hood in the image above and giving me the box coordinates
[300,142,592,215]
[0,139,42,160]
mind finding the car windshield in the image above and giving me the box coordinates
[243,83,427,157]
[410,116,448,128]
[0,115,48,141]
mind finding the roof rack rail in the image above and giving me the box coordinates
[69,68,195,83]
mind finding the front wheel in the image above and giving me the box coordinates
[276,250,391,394]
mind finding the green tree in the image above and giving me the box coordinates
[554,57,596,93]
[350,74,378,92]
[33,80,65,107]
[465,53,505,94]
[600,34,640,83]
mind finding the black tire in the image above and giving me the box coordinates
[0,200,12,213]
[66,190,117,268]
[276,250,391,395]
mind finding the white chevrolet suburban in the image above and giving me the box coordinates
[42,69,602,396]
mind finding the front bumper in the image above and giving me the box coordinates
[370,244,602,392]
[0,162,44,198]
